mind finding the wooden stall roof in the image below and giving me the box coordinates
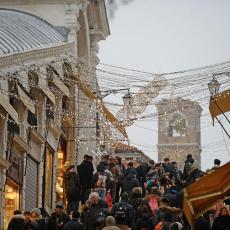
[209,89,230,124]
[183,162,230,227]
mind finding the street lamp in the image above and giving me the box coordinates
[208,75,230,138]
[117,89,137,127]
[208,76,220,95]
[122,90,133,106]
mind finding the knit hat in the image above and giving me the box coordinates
[56,202,64,209]
[31,208,41,216]
[106,216,116,226]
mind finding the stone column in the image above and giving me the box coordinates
[0,109,8,230]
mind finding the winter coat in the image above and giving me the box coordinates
[77,160,94,188]
[7,214,25,230]
[97,161,109,173]
[26,221,39,230]
[85,199,108,230]
[46,212,70,230]
[63,219,83,230]
[64,171,81,202]
[136,213,154,230]
[123,173,140,195]
[30,215,47,230]
[183,160,193,181]
[125,168,137,177]
[136,165,147,185]
[153,201,181,227]
[211,215,230,230]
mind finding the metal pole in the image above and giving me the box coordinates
[215,116,230,139]
[212,96,230,124]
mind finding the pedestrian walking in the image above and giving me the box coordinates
[63,210,83,230]
[46,203,70,230]
[7,210,25,230]
[64,164,81,215]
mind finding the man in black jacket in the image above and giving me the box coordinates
[84,192,108,230]
[7,210,25,230]
[64,165,81,214]
[46,203,70,230]
[78,155,94,204]
[111,192,134,228]
[63,210,83,230]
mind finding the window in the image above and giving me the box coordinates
[168,112,186,137]
[45,147,54,208]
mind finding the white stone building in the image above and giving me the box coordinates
[0,1,121,229]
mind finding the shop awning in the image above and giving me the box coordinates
[74,76,128,139]
[183,162,230,226]
[38,77,55,104]
[52,76,70,97]
[209,89,230,124]
[17,84,35,114]
[0,91,19,123]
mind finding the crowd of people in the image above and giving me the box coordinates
[7,154,230,230]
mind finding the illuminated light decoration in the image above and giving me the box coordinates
[116,90,137,127]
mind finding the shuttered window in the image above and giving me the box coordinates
[25,156,38,211]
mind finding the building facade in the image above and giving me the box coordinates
[156,98,202,170]
[0,1,113,229]
[115,142,152,167]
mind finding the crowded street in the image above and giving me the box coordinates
[0,0,230,230]
[6,155,230,230]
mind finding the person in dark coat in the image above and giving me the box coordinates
[115,156,126,202]
[153,197,182,227]
[111,192,133,228]
[97,155,109,173]
[30,208,46,230]
[7,210,25,230]
[182,154,194,181]
[123,172,140,196]
[64,165,81,214]
[63,210,83,230]
[24,211,32,230]
[135,200,154,230]
[46,203,70,230]
[194,216,210,230]
[78,155,94,204]
[212,207,230,230]
[84,192,108,230]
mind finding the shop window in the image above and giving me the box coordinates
[46,99,54,120]
[4,181,20,229]
[27,110,37,129]
[56,150,65,203]
[7,120,20,135]
[45,148,54,208]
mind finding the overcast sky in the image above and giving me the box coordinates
[98,0,230,170]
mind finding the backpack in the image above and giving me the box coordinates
[149,196,158,214]
[154,222,163,230]
[114,203,127,221]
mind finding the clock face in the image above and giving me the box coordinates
[168,112,186,136]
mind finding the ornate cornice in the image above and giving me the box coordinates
[0,0,77,4]
[0,42,74,68]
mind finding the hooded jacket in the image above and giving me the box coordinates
[7,214,25,230]
[123,173,140,195]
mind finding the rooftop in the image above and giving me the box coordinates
[0,9,65,55]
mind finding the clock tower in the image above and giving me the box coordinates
[156,98,202,170]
